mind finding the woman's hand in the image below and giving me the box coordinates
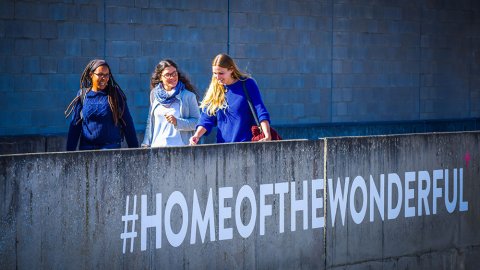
[189,135,200,145]
[165,114,177,126]
[258,135,272,142]
[258,120,272,142]
[189,126,207,145]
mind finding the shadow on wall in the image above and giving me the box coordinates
[1,118,479,155]
[0,131,218,155]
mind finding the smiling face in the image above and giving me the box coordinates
[160,66,178,91]
[212,65,234,85]
[90,65,110,91]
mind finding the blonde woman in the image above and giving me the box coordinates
[189,53,272,144]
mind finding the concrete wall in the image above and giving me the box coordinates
[325,133,480,269]
[2,117,480,155]
[1,132,479,269]
[1,0,479,136]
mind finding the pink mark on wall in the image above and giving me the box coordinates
[465,151,471,168]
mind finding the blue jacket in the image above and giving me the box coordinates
[66,89,139,151]
[197,78,270,143]
[142,88,200,146]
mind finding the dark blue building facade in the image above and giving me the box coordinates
[0,0,479,139]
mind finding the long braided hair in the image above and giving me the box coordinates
[150,59,198,99]
[65,59,127,126]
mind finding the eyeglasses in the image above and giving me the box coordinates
[162,71,178,79]
[93,73,110,79]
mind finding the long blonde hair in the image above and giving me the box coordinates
[200,54,249,116]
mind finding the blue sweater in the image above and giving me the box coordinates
[66,90,139,151]
[197,78,270,143]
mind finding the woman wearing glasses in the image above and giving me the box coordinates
[141,59,200,147]
[65,59,139,151]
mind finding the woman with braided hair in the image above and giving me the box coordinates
[65,59,138,151]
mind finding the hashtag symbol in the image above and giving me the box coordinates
[120,195,138,254]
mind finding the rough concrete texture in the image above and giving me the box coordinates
[1,132,479,269]
[1,140,324,269]
[325,132,480,269]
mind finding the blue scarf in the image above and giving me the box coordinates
[153,81,184,106]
